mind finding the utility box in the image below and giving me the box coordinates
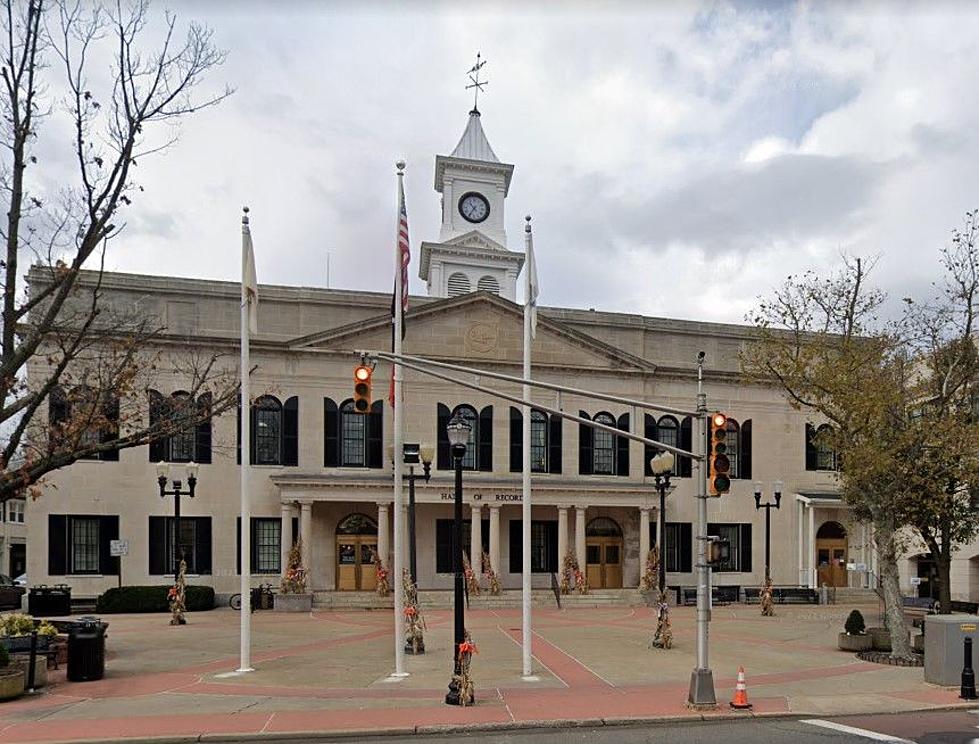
[924,613,979,685]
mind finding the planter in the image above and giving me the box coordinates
[273,593,312,612]
[0,668,24,701]
[12,654,46,688]
[0,635,50,654]
[838,632,873,652]
[868,626,892,652]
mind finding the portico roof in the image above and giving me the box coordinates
[795,490,847,507]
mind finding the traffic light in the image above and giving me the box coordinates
[353,365,373,413]
[708,412,731,496]
[708,537,731,565]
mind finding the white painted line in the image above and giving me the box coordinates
[801,719,914,742]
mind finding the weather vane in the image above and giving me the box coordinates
[465,52,488,114]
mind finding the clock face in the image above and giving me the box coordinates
[458,192,490,224]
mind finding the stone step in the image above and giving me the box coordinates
[312,588,645,610]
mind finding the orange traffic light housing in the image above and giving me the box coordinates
[709,412,731,496]
[353,365,373,413]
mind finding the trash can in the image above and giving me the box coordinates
[67,619,105,682]
[27,585,71,617]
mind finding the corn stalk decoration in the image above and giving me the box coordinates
[280,539,308,594]
[482,551,501,595]
[560,549,588,595]
[463,551,481,596]
[168,558,187,626]
[451,631,477,706]
[760,577,776,616]
[402,568,425,654]
[372,548,390,596]
[650,590,672,649]
[639,548,659,593]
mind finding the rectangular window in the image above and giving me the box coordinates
[149,516,212,575]
[254,518,281,574]
[70,517,100,574]
[6,500,24,524]
[435,519,490,574]
[255,408,281,464]
[659,522,693,573]
[508,520,559,573]
[530,413,548,473]
[708,523,752,573]
[340,411,366,467]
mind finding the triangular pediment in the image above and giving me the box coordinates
[445,230,510,253]
[289,292,652,373]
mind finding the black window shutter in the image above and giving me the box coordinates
[578,412,593,475]
[437,403,450,470]
[99,398,120,461]
[236,399,242,465]
[324,398,339,466]
[197,518,212,575]
[100,516,120,575]
[805,423,817,471]
[149,390,167,462]
[436,520,453,573]
[292,517,299,545]
[249,402,257,465]
[195,394,212,464]
[283,396,299,466]
[149,517,167,575]
[48,515,67,575]
[250,518,259,573]
[236,517,242,575]
[509,519,521,574]
[740,419,752,481]
[643,414,659,476]
[509,407,522,473]
[549,414,562,474]
[679,417,692,478]
[367,400,384,468]
[740,523,752,573]
[547,521,559,572]
[616,412,630,477]
[680,523,693,573]
[478,405,493,471]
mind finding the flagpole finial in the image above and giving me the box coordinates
[525,215,532,232]
[396,160,405,175]
[242,206,250,226]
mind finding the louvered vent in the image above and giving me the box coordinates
[447,272,471,297]
[477,275,500,295]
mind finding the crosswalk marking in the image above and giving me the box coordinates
[801,719,914,742]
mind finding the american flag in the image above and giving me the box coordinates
[391,178,410,341]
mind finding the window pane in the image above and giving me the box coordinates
[530,411,548,473]
[255,519,281,574]
[169,394,195,462]
[255,400,281,464]
[593,413,615,474]
[71,518,99,573]
[657,418,679,475]
[340,403,366,467]
[166,518,199,574]
[726,421,739,479]
[708,522,740,572]
[454,407,478,470]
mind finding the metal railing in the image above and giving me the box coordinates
[550,572,561,609]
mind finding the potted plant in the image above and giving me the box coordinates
[274,539,312,612]
[0,614,53,653]
[838,609,872,651]
[0,646,24,701]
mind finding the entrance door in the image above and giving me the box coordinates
[335,514,379,591]
[585,517,624,590]
[815,521,848,588]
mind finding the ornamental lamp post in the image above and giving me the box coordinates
[156,461,199,584]
[386,443,435,587]
[753,479,783,582]
[445,414,471,706]
[650,451,675,596]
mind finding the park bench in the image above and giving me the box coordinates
[743,586,819,604]
[679,586,740,606]
[901,596,937,628]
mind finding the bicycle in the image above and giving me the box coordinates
[230,583,275,611]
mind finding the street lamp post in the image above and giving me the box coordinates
[404,444,434,586]
[753,480,783,582]
[445,414,471,706]
[650,451,676,596]
[156,461,199,584]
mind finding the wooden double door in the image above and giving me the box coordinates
[586,537,623,589]
[336,536,378,591]
[816,538,847,588]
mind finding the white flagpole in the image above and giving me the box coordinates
[521,215,534,679]
[238,208,254,673]
[392,161,408,678]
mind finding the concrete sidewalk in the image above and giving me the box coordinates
[0,603,971,742]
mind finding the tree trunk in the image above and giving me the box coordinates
[876,519,912,659]
[936,546,953,614]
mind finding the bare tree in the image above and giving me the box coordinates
[0,0,236,501]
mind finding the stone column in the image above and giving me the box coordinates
[807,504,816,588]
[470,504,483,575]
[300,502,313,582]
[575,505,587,571]
[798,500,805,587]
[377,503,390,568]
[401,504,409,569]
[639,507,651,587]
[557,506,569,571]
[489,506,501,576]
[280,502,294,576]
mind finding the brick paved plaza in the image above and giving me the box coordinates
[0,603,969,742]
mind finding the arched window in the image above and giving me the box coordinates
[336,513,379,536]
[726,418,740,479]
[148,390,212,464]
[816,424,837,471]
[438,403,492,471]
[447,272,471,297]
[169,392,196,462]
[324,397,382,469]
[510,407,562,474]
[254,396,282,465]
[454,404,479,470]
[477,275,500,295]
[586,517,622,537]
[593,412,616,475]
[50,385,119,461]
[339,400,367,466]
[530,410,548,472]
[657,416,680,475]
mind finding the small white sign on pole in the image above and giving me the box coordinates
[110,539,129,557]
[910,576,922,586]
[856,563,868,572]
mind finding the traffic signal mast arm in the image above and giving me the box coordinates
[355,349,702,460]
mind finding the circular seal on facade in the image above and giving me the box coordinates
[466,322,499,353]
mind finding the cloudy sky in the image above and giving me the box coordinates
[41,0,979,325]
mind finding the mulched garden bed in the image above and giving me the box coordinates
[856,650,924,667]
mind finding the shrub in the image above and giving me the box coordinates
[95,585,215,614]
[0,614,37,637]
[0,644,8,669]
[844,609,866,635]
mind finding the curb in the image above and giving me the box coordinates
[40,703,979,744]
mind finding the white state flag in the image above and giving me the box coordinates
[243,220,259,334]
[527,228,539,338]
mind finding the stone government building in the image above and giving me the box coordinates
[27,107,949,604]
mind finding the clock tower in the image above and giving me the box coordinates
[419,110,524,301]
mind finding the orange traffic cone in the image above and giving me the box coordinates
[730,666,752,709]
